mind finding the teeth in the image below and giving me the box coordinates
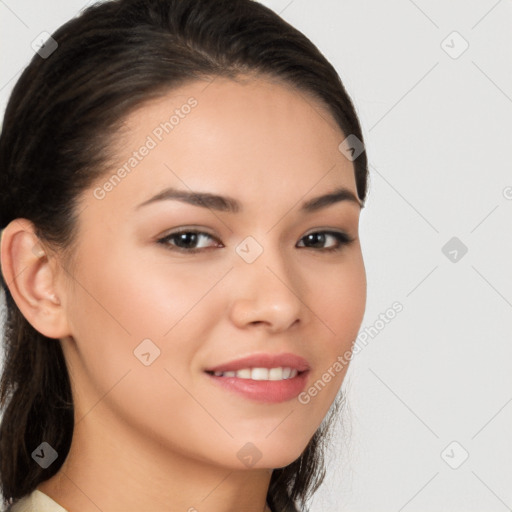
[252,368,269,380]
[268,367,282,380]
[211,367,299,380]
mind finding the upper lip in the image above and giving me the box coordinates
[205,352,311,373]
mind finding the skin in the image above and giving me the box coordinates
[1,75,366,512]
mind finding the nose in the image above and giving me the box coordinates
[228,243,305,333]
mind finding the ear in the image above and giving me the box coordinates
[0,218,71,339]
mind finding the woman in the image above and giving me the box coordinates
[0,0,369,510]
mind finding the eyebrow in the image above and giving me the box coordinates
[136,186,363,213]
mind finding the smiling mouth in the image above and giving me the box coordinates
[205,367,304,381]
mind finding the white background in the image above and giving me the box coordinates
[1,1,511,511]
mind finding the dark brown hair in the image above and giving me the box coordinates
[0,0,368,510]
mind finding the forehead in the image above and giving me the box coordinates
[86,75,357,217]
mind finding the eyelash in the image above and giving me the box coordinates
[157,229,355,254]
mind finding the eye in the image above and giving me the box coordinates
[157,229,222,253]
[297,230,354,252]
[157,228,354,254]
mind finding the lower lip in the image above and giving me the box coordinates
[206,371,309,403]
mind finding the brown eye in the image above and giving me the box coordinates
[297,231,353,252]
[158,230,222,252]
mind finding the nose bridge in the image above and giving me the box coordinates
[229,233,304,329]
[236,233,298,290]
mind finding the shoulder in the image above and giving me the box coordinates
[5,490,69,512]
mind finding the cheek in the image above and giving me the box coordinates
[63,244,230,405]
[311,252,367,349]
[296,253,366,415]
[62,249,241,460]
[69,241,228,341]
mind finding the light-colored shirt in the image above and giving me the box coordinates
[6,490,275,512]
[7,490,68,512]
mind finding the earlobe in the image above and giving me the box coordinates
[0,218,70,339]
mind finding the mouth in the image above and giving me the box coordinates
[204,353,310,403]
[205,366,302,380]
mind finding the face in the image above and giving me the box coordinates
[57,75,366,470]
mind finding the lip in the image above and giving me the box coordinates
[206,372,309,403]
[204,352,311,403]
[204,352,311,373]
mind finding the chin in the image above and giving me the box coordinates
[234,438,313,471]
[256,450,307,471]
